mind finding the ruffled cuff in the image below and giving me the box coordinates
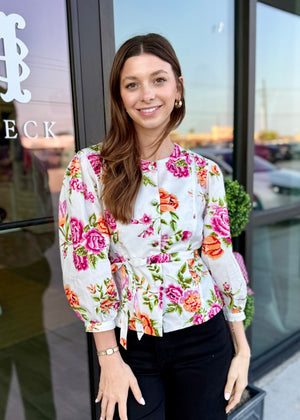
[84,319,116,333]
[222,306,246,322]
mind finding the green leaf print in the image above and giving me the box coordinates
[179,263,187,274]
[174,158,187,167]
[221,237,232,247]
[152,274,163,282]
[170,220,177,232]
[89,213,96,226]
[92,296,100,302]
[204,224,212,229]
[161,219,168,225]
[142,174,157,187]
[75,246,88,256]
[98,251,107,260]
[218,198,225,207]
[170,211,179,220]
[165,303,183,315]
[88,254,97,269]
[210,289,218,303]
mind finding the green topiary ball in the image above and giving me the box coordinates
[224,179,251,238]
[244,293,255,330]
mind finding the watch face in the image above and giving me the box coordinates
[107,349,113,355]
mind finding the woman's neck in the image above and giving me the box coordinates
[138,135,174,162]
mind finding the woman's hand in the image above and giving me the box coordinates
[96,353,145,420]
[224,352,250,414]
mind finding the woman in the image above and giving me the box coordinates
[59,33,250,420]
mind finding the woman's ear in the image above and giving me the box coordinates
[177,76,184,97]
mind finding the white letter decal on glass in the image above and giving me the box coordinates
[0,12,31,103]
[23,120,38,139]
[3,119,17,139]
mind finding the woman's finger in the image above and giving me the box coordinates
[95,389,103,403]
[105,400,117,420]
[224,372,236,402]
[100,396,108,420]
[129,375,145,405]
[225,381,246,413]
[118,399,128,420]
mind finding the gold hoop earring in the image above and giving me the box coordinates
[174,99,183,109]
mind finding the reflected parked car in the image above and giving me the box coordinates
[191,147,300,210]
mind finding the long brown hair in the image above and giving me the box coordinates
[100,33,185,223]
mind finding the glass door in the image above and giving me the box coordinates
[0,1,90,419]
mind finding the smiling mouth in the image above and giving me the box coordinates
[137,105,161,114]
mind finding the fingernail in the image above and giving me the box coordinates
[140,397,146,405]
[225,393,231,401]
[95,398,99,403]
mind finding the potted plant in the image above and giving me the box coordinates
[224,179,266,419]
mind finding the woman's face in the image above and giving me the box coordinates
[120,53,183,139]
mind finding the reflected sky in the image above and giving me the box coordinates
[114,0,300,137]
[0,1,299,137]
[114,0,234,134]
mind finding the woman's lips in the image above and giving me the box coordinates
[137,105,162,115]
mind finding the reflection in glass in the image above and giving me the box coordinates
[114,0,234,151]
[251,218,300,358]
[0,226,56,419]
[0,0,75,225]
[0,1,89,419]
[255,4,300,209]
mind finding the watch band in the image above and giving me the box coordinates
[97,345,119,356]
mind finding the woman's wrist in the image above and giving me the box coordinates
[98,351,123,368]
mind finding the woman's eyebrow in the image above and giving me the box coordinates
[122,69,169,83]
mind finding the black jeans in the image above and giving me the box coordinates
[113,311,234,420]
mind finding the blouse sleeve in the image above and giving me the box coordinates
[201,160,247,322]
[58,149,120,332]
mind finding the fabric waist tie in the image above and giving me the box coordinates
[114,249,200,349]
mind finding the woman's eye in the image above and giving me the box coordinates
[125,82,137,90]
[155,77,167,84]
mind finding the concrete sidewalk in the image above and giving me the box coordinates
[254,350,300,419]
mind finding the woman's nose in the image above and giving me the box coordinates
[141,84,155,102]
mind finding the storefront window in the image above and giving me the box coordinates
[0,1,89,419]
[254,3,300,210]
[113,0,234,171]
[251,217,300,357]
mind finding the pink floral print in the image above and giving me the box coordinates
[59,143,247,347]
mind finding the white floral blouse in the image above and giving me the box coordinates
[59,143,246,349]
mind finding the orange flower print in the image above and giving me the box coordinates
[100,298,114,312]
[196,168,207,187]
[190,270,199,285]
[59,200,66,227]
[107,279,116,296]
[87,284,97,294]
[159,188,179,212]
[181,290,201,312]
[232,308,241,314]
[211,164,219,175]
[111,263,118,273]
[139,313,154,335]
[97,214,110,236]
[70,156,80,176]
[121,265,129,288]
[202,235,224,260]
[120,337,127,348]
[187,258,195,267]
[65,284,80,308]
[129,317,136,331]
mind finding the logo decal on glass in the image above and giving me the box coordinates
[0,12,31,103]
